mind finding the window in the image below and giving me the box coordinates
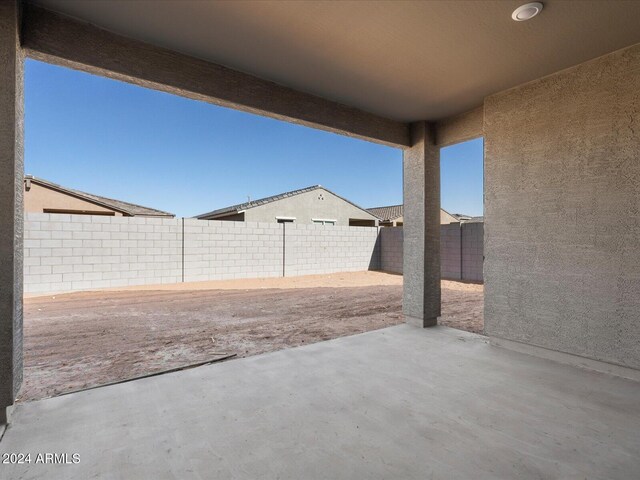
[348,219,376,227]
[43,208,116,216]
[312,219,336,226]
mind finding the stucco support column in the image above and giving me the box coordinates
[0,0,24,425]
[403,121,440,327]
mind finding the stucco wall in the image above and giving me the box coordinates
[440,210,458,224]
[484,44,640,369]
[0,1,23,422]
[403,122,441,326]
[25,182,123,215]
[242,188,377,225]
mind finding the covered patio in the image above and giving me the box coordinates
[2,325,639,479]
[1,1,640,478]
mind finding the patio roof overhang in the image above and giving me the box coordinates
[27,0,640,124]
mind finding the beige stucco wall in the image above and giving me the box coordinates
[242,188,378,226]
[0,0,23,423]
[24,183,123,215]
[484,44,640,369]
[440,210,459,224]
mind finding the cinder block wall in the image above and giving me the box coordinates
[379,227,403,274]
[183,219,283,281]
[25,214,487,295]
[24,214,381,294]
[379,224,483,282]
[461,223,483,282]
[24,214,182,294]
[440,224,462,280]
[285,223,380,276]
[484,44,640,369]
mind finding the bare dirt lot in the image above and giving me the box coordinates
[21,272,483,402]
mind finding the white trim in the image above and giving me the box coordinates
[312,218,337,224]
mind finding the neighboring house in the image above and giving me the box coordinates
[24,175,174,218]
[451,213,472,222]
[450,213,484,223]
[367,205,463,226]
[461,215,484,223]
[367,205,404,227]
[196,185,378,226]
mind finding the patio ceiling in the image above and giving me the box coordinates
[30,0,640,122]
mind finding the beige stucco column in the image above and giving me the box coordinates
[0,0,24,425]
[403,121,441,327]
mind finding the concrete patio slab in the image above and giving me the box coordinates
[1,325,639,479]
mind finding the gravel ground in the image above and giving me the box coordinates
[20,272,483,402]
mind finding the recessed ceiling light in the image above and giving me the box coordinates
[512,2,544,21]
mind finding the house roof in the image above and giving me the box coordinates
[195,185,374,220]
[25,175,175,218]
[368,205,483,224]
[451,213,472,222]
[367,205,403,222]
[451,213,485,223]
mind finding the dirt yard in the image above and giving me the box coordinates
[20,272,483,402]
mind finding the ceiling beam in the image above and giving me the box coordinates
[20,4,410,149]
[434,106,484,148]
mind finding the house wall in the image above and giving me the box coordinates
[241,188,378,226]
[484,44,640,370]
[440,210,458,224]
[212,212,245,222]
[0,0,23,424]
[25,182,123,215]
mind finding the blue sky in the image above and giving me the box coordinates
[440,138,484,217]
[25,59,483,218]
